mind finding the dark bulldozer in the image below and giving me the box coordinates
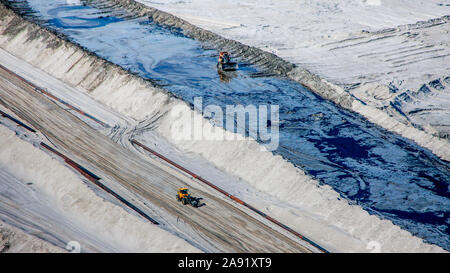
[176,188,204,208]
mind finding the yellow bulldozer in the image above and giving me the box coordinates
[176,187,203,208]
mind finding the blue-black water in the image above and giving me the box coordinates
[13,0,450,249]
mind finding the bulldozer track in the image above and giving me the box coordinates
[0,63,109,128]
[40,142,160,225]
